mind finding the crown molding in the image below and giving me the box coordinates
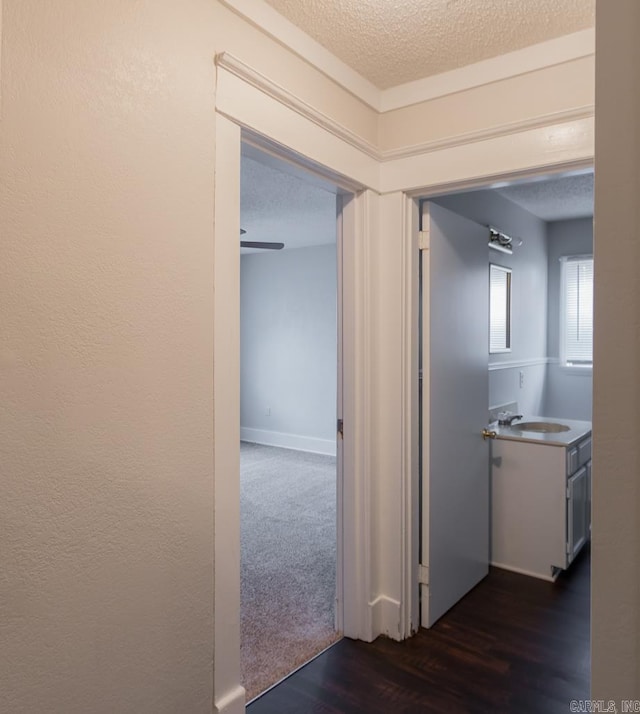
[217,52,594,166]
[215,52,380,160]
[379,29,595,112]
[217,0,381,110]
[380,105,595,162]
[217,1,594,115]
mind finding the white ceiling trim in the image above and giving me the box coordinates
[217,0,381,110]
[380,28,595,112]
[218,0,594,115]
[215,53,380,159]
[217,53,593,167]
[380,105,595,162]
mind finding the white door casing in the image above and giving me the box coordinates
[420,201,491,628]
[213,124,375,713]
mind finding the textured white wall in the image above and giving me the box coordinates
[0,1,218,712]
[432,189,548,416]
[545,218,593,420]
[240,244,337,450]
[592,0,640,699]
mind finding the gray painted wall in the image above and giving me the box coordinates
[433,190,548,416]
[240,244,337,453]
[544,218,593,420]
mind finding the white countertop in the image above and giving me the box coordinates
[492,416,592,447]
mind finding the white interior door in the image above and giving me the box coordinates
[420,201,490,628]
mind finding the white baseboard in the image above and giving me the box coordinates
[490,561,556,583]
[370,595,402,641]
[240,427,336,456]
[214,684,245,714]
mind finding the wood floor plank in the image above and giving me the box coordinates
[248,545,590,714]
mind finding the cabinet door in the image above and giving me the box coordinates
[567,466,588,563]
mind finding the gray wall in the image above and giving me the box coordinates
[240,244,337,454]
[433,190,548,416]
[544,218,593,420]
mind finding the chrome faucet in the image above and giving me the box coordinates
[498,412,523,426]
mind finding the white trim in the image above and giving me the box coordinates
[214,685,246,714]
[215,53,594,171]
[488,357,551,371]
[370,595,402,639]
[380,106,594,162]
[401,195,421,639]
[213,116,245,714]
[216,53,380,160]
[380,29,595,111]
[491,561,556,583]
[215,61,379,191]
[217,0,380,110]
[380,118,594,195]
[240,427,337,456]
[340,189,375,642]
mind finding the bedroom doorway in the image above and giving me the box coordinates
[239,143,343,701]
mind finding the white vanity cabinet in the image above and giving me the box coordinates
[491,428,592,581]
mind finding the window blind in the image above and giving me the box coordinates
[489,265,511,352]
[562,257,593,365]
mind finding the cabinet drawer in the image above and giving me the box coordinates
[567,447,579,475]
[578,437,592,468]
[567,435,592,475]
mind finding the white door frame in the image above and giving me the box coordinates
[213,106,378,714]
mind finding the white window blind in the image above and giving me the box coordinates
[561,256,593,366]
[489,264,511,353]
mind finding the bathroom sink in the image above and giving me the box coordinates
[513,421,570,433]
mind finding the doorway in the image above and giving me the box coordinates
[239,143,346,701]
[418,169,594,627]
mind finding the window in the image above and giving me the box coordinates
[489,264,511,353]
[560,256,593,367]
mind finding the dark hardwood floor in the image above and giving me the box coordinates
[248,545,590,714]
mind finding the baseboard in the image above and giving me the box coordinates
[490,561,556,583]
[214,684,245,714]
[369,595,402,641]
[240,427,336,456]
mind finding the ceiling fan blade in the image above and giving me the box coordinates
[241,241,284,250]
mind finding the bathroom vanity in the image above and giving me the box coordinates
[490,417,592,581]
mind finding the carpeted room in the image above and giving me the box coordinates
[239,151,341,701]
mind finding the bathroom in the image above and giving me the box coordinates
[431,171,593,425]
[421,170,593,599]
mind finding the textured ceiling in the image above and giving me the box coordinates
[241,156,337,253]
[263,0,595,89]
[496,173,593,222]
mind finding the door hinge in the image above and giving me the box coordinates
[419,229,430,251]
[337,418,344,439]
[419,563,429,586]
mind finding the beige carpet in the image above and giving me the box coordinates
[240,441,340,702]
